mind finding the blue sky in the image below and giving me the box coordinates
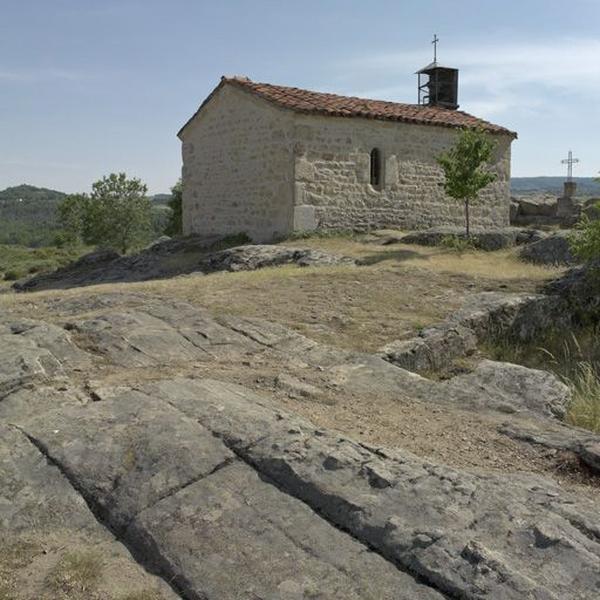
[1,0,599,193]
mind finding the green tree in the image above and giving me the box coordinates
[59,173,152,253]
[437,128,498,237]
[164,179,183,236]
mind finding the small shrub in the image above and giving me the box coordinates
[440,234,476,253]
[3,269,24,281]
[570,207,600,263]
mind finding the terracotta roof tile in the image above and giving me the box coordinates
[178,76,517,138]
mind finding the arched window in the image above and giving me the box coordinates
[370,148,382,189]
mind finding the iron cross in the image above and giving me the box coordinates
[561,150,580,182]
[432,34,439,63]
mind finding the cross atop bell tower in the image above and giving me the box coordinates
[416,35,459,110]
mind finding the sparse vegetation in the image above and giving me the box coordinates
[483,326,600,433]
[440,234,477,253]
[0,244,87,282]
[45,551,104,596]
[570,203,600,264]
[437,128,498,237]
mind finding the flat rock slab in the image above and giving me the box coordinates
[23,392,233,532]
[143,377,600,600]
[442,360,571,419]
[0,320,89,399]
[198,244,356,272]
[0,424,178,600]
[128,461,440,600]
[18,386,442,600]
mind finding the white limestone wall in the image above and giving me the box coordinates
[292,114,513,232]
[180,85,295,242]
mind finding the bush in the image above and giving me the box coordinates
[440,234,476,252]
[3,269,24,281]
[570,207,600,263]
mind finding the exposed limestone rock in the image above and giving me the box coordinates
[401,226,523,250]
[517,196,557,217]
[545,260,600,319]
[197,244,356,272]
[380,325,477,372]
[275,372,324,400]
[380,292,570,373]
[0,424,179,599]
[519,231,577,266]
[0,320,89,399]
[443,360,571,418]
[15,239,355,292]
[142,378,600,600]
[21,390,442,600]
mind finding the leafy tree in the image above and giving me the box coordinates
[164,179,183,236]
[59,173,152,253]
[437,128,498,237]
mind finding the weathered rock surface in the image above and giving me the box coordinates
[545,260,600,319]
[519,231,578,266]
[380,324,477,372]
[517,196,557,217]
[198,244,356,272]
[0,423,178,599]
[15,239,355,292]
[3,291,600,598]
[19,388,442,600]
[443,360,571,418]
[380,292,570,373]
[141,378,600,600]
[401,227,524,251]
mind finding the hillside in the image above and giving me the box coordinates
[0,185,66,246]
[511,176,600,196]
[0,184,172,247]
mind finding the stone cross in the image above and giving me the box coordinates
[561,150,579,182]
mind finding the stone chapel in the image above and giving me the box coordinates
[178,59,517,241]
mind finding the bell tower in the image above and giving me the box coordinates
[417,35,459,110]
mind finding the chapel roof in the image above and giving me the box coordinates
[178,76,517,138]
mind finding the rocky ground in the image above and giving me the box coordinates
[1,237,600,599]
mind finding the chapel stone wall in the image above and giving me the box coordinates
[180,85,295,242]
[292,114,513,232]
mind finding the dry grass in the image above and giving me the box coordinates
[44,551,104,598]
[0,235,564,352]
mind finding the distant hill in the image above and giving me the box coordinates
[0,184,173,247]
[511,177,600,196]
[0,185,67,246]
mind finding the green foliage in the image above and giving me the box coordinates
[59,173,152,254]
[0,244,88,281]
[164,179,183,236]
[439,234,476,252]
[0,184,67,246]
[570,206,600,263]
[437,128,497,236]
